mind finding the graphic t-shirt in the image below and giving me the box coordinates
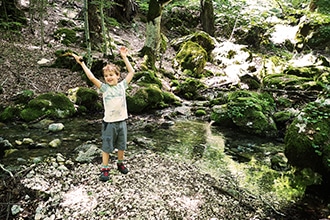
[99,80,128,122]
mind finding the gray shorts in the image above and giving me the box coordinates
[101,120,127,153]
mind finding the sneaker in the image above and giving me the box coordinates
[117,163,129,174]
[100,167,110,182]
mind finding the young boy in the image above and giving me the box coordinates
[72,47,135,181]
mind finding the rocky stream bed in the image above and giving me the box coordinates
[1,115,329,220]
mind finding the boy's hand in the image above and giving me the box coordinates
[119,46,128,57]
[71,53,84,65]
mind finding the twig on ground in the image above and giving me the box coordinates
[0,164,14,178]
[15,164,36,177]
[1,78,8,86]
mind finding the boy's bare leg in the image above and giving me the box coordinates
[117,150,124,161]
[102,151,110,166]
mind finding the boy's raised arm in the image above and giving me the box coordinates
[72,54,102,89]
[120,47,135,84]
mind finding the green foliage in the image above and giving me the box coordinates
[315,0,330,13]
[213,0,248,38]
[0,20,23,33]
[135,0,149,14]
[168,0,199,9]
[302,100,330,124]
[308,25,330,47]
[104,17,120,27]
[53,28,77,46]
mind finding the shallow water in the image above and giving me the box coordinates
[0,116,315,204]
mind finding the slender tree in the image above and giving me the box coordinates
[84,0,92,67]
[29,0,36,34]
[140,0,172,70]
[39,0,46,50]
[99,0,108,56]
[88,0,102,49]
[309,0,318,11]
[200,0,215,36]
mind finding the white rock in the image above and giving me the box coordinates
[22,138,34,145]
[49,139,61,148]
[37,58,50,65]
[48,123,65,132]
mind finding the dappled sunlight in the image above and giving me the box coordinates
[61,186,98,214]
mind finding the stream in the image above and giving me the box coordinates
[0,114,328,219]
[0,114,314,203]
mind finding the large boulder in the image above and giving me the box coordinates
[262,65,330,107]
[295,13,330,51]
[171,31,215,54]
[175,41,208,78]
[68,87,102,113]
[285,99,330,177]
[127,70,181,113]
[20,92,76,122]
[211,90,278,137]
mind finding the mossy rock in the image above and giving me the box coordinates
[0,106,21,122]
[263,73,316,90]
[75,87,102,112]
[11,90,34,104]
[285,99,330,176]
[175,41,208,78]
[134,70,162,88]
[51,49,79,69]
[163,7,200,36]
[20,92,75,122]
[210,104,235,127]
[171,31,215,53]
[295,13,330,51]
[273,110,293,123]
[194,109,207,117]
[220,90,278,137]
[127,84,164,113]
[175,78,206,100]
[162,91,181,106]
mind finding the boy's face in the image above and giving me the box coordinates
[104,70,120,86]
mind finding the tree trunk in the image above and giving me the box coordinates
[200,0,215,36]
[140,0,172,70]
[108,0,138,23]
[88,0,102,49]
[84,0,92,67]
[99,0,108,56]
[309,0,318,12]
[39,0,46,50]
